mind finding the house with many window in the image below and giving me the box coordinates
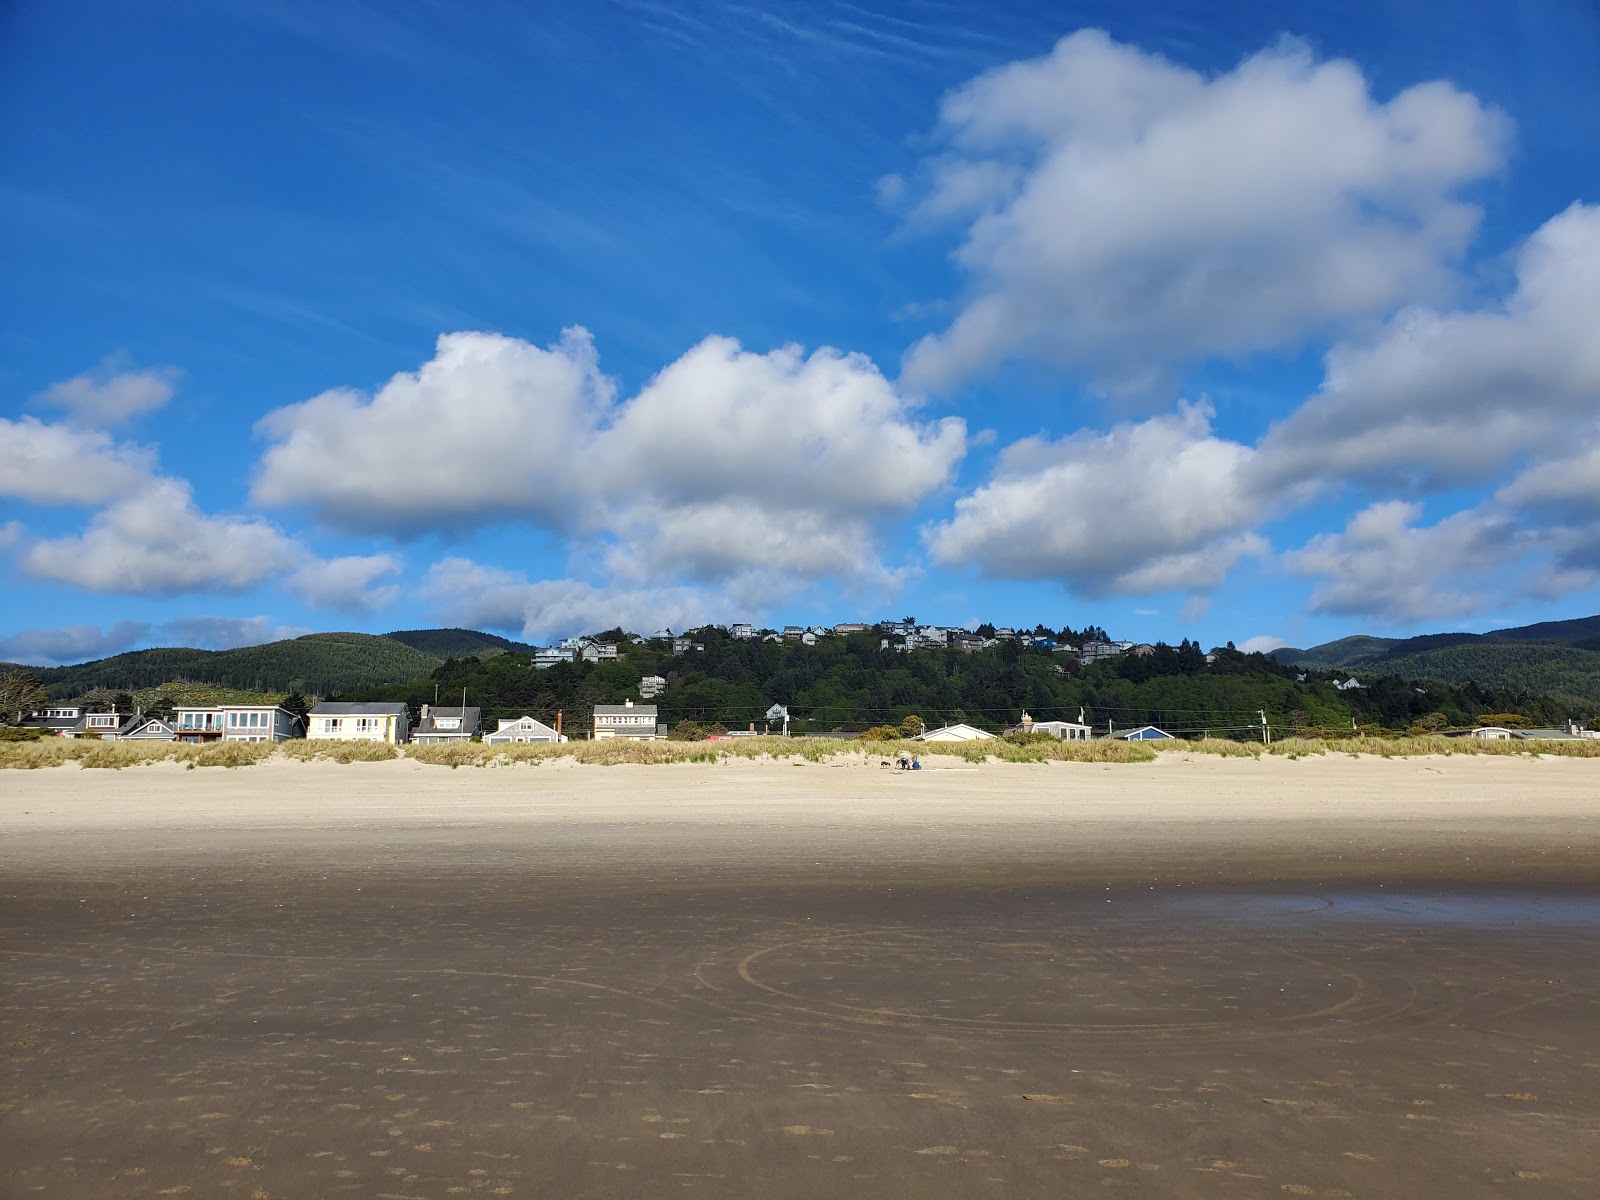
[308,701,410,744]
[174,704,301,744]
[20,703,85,736]
[593,699,662,741]
[533,646,576,670]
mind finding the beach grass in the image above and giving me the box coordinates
[2,731,1595,769]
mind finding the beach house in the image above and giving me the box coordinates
[308,701,410,744]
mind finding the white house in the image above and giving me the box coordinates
[483,716,565,744]
[639,675,667,699]
[730,623,756,640]
[410,705,481,745]
[533,647,576,669]
[1469,726,1515,740]
[20,703,85,736]
[308,701,410,744]
[917,723,995,743]
[593,699,662,741]
[1012,711,1091,741]
[174,703,302,744]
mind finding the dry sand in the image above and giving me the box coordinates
[3,754,1598,1198]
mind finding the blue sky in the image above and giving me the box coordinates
[3,0,1599,665]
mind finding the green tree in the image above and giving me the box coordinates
[0,669,49,725]
[898,714,925,738]
[280,691,311,735]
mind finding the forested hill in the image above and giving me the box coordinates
[350,629,1591,737]
[383,628,536,657]
[19,633,445,698]
[1272,613,1600,704]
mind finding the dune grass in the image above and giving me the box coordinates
[278,739,400,763]
[2,731,1595,770]
[1161,734,1600,759]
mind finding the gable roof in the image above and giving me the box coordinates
[414,707,481,736]
[310,701,409,716]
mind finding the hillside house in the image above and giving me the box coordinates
[308,701,410,744]
[410,705,480,745]
[580,642,619,663]
[533,647,576,669]
[730,623,756,639]
[593,699,662,741]
[483,716,565,744]
[639,675,667,699]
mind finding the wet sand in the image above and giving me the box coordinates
[4,754,1599,1198]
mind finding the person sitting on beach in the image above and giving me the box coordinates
[911,754,921,771]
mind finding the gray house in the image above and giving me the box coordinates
[410,705,481,745]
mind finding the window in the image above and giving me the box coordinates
[322,718,342,733]
[356,717,378,733]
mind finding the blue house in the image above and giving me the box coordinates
[1107,725,1175,741]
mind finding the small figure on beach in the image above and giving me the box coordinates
[911,754,921,771]
[897,750,911,769]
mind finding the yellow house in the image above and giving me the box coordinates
[307,701,411,744]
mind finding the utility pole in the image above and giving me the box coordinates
[1259,709,1270,746]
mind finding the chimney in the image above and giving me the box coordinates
[624,698,634,708]
[421,704,431,721]
[1021,711,1033,732]
[556,710,562,736]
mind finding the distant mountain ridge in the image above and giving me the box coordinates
[1271,614,1600,706]
[7,633,448,699]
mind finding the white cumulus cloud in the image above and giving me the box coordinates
[1283,500,1527,624]
[896,29,1508,394]
[421,557,720,643]
[22,479,303,595]
[37,362,180,425]
[286,554,405,611]
[1259,203,1600,489]
[0,416,158,506]
[925,402,1266,595]
[254,330,962,592]
[252,327,616,532]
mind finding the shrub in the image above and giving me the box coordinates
[858,725,902,742]
[193,741,276,768]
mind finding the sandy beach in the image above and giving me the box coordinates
[4,754,1598,1198]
